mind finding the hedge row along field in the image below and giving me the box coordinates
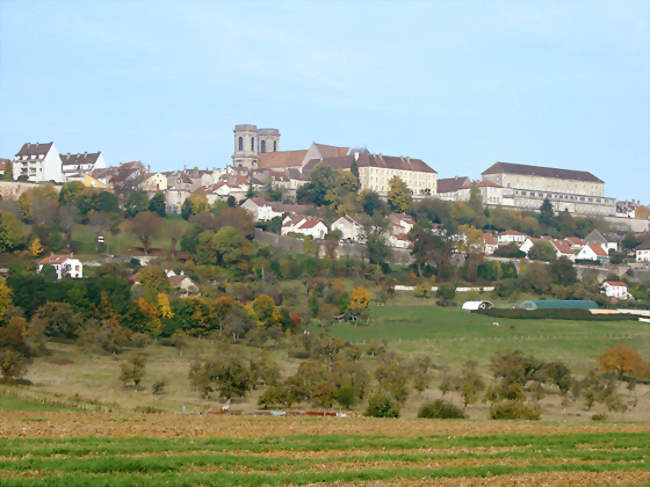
[0,414,648,486]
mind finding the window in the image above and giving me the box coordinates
[251,137,255,151]
[261,140,266,153]
[238,137,243,151]
[273,141,277,152]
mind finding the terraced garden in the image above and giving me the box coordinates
[0,413,648,486]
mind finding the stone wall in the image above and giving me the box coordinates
[0,181,61,200]
[483,173,604,197]
[254,229,413,265]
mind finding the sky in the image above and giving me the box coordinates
[0,1,648,201]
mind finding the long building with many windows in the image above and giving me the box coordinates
[481,162,615,216]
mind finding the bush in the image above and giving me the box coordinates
[365,392,400,418]
[489,400,540,420]
[591,413,607,421]
[417,399,466,419]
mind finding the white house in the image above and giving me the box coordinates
[497,229,527,245]
[13,142,64,183]
[331,214,364,241]
[389,213,415,235]
[600,281,630,300]
[576,243,609,263]
[584,229,620,253]
[281,216,328,239]
[636,242,650,263]
[241,198,284,222]
[387,232,411,249]
[169,273,200,297]
[38,254,83,279]
[60,151,106,182]
[482,234,498,255]
[519,237,540,255]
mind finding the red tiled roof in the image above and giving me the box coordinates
[258,150,308,169]
[482,234,497,245]
[604,281,626,287]
[299,218,324,229]
[500,229,526,236]
[39,254,75,265]
[588,243,607,256]
[565,237,584,245]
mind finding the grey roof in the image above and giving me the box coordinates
[482,162,603,183]
[61,152,101,166]
[636,241,650,250]
[436,176,471,193]
[15,142,54,157]
[304,153,437,175]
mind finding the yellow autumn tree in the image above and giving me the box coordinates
[0,278,13,320]
[29,238,44,256]
[348,285,371,321]
[137,297,162,335]
[157,293,174,319]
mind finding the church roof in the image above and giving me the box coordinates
[257,150,307,169]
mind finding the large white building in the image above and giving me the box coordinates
[636,242,650,263]
[60,151,106,182]
[13,142,64,182]
[481,162,615,216]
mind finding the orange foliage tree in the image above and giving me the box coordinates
[597,344,649,379]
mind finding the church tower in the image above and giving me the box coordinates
[232,124,280,168]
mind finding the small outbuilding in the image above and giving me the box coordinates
[518,299,598,310]
[461,300,494,311]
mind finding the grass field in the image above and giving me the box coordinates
[324,305,650,374]
[0,414,648,486]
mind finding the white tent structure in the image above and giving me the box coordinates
[461,301,493,311]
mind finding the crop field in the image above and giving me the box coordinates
[0,413,648,486]
[326,305,650,374]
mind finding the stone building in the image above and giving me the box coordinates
[481,162,615,216]
[304,150,437,198]
[232,124,280,168]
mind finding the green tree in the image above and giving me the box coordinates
[468,185,483,214]
[3,161,13,180]
[181,199,193,220]
[0,211,25,252]
[58,181,85,206]
[119,354,147,390]
[210,226,254,267]
[387,176,412,212]
[549,256,577,285]
[365,391,400,417]
[528,240,556,261]
[125,190,149,218]
[32,302,82,338]
[0,350,27,382]
[148,192,166,217]
[539,198,554,225]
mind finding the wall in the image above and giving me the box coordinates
[484,172,604,197]
[0,180,62,200]
[254,229,413,265]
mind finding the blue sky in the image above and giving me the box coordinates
[1,1,648,201]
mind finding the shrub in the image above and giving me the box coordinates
[365,392,400,418]
[152,379,167,395]
[0,350,28,382]
[417,399,466,419]
[489,400,540,420]
[591,413,607,421]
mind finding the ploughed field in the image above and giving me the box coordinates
[0,413,648,486]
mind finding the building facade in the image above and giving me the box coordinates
[60,151,106,182]
[481,162,615,216]
[232,124,280,168]
[13,142,64,183]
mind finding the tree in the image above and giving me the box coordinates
[181,199,193,220]
[189,356,254,399]
[549,256,577,285]
[408,224,453,280]
[119,354,146,390]
[0,211,25,252]
[58,181,85,206]
[0,278,13,320]
[32,302,82,338]
[528,240,556,261]
[0,350,27,382]
[210,226,254,268]
[148,192,166,217]
[127,211,162,255]
[359,190,389,217]
[365,391,400,418]
[3,161,13,180]
[125,190,149,218]
[348,286,371,321]
[57,205,79,247]
[387,176,412,213]
[539,198,554,225]
[597,345,649,380]
[29,238,44,256]
[468,185,483,214]
[452,361,485,407]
